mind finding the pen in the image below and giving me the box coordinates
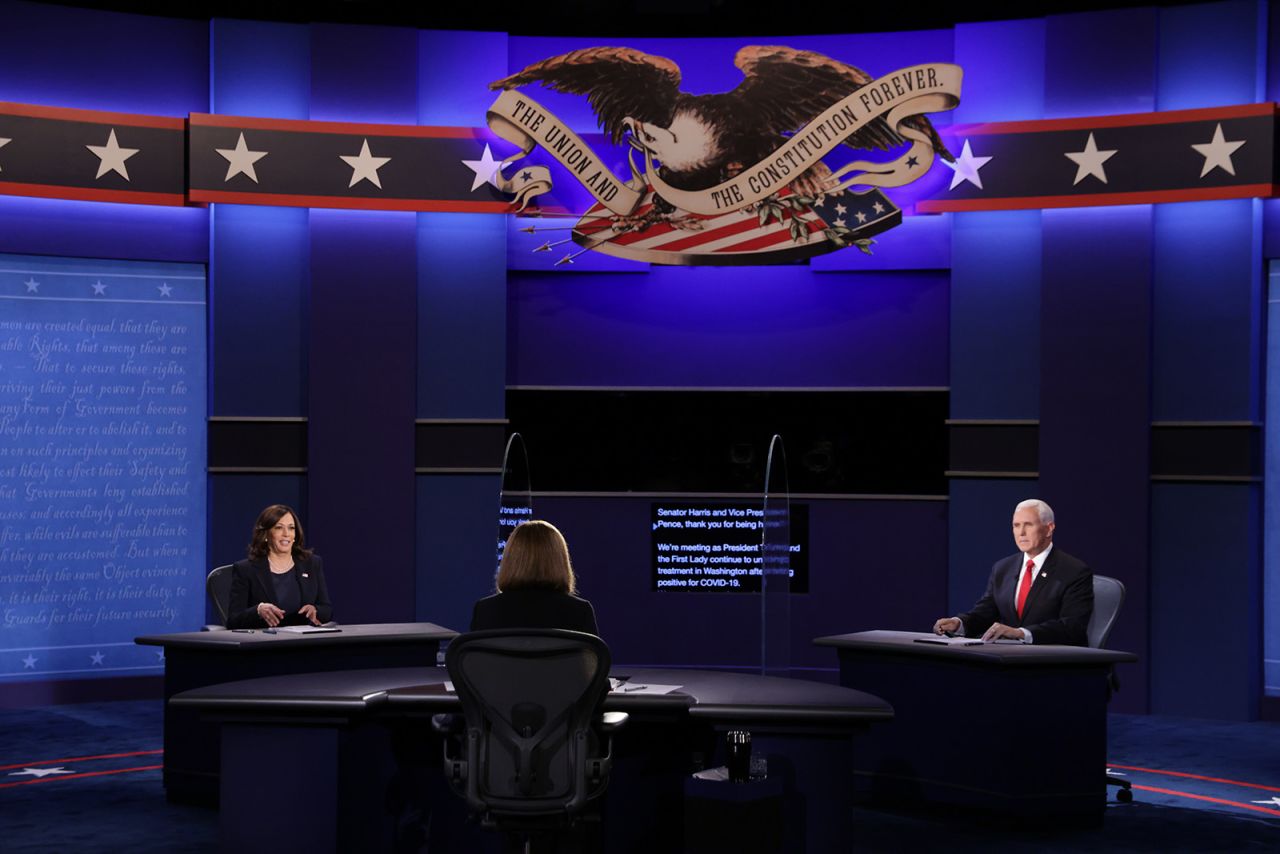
[231,629,254,633]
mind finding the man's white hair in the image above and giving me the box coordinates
[1015,498,1055,525]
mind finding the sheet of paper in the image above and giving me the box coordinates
[611,683,682,695]
[914,636,983,646]
[273,625,341,634]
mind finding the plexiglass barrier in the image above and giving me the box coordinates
[496,432,534,571]
[760,434,792,677]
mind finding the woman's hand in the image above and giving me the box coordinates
[298,604,320,626]
[257,602,286,627]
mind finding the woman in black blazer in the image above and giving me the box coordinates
[470,520,598,635]
[226,504,332,629]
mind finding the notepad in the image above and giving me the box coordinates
[914,636,983,646]
[273,625,341,634]
[610,683,682,695]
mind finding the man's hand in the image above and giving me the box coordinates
[298,604,320,626]
[981,622,1026,643]
[256,602,285,627]
[933,617,961,636]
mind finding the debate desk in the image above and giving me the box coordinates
[134,622,457,802]
[170,665,893,853]
[814,630,1137,821]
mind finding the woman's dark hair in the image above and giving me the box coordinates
[497,520,576,594]
[247,504,314,561]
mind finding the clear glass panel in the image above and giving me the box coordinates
[760,434,792,678]
[497,432,534,571]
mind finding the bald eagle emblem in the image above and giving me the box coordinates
[483,46,961,265]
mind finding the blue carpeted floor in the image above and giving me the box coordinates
[1,701,1277,852]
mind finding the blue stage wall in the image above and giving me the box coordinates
[507,267,949,389]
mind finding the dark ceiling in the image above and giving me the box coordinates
[36,0,1213,38]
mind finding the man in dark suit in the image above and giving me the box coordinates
[934,499,1093,646]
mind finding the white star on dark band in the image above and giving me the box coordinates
[157,283,173,297]
[340,139,391,189]
[461,144,506,192]
[21,654,36,669]
[90,651,105,665]
[1065,133,1117,186]
[24,278,39,293]
[86,129,139,181]
[91,281,106,295]
[1191,123,1245,178]
[216,132,268,183]
[944,140,993,190]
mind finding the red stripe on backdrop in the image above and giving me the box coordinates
[917,184,1277,213]
[0,102,185,129]
[945,103,1275,136]
[0,181,186,207]
[190,113,488,139]
[188,188,511,212]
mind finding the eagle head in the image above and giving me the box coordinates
[625,106,723,176]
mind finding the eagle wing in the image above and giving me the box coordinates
[732,46,953,161]
[490,48,683,146]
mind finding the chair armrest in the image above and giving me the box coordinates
[597,711,628,734]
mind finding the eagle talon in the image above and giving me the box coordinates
[611,209,703,234]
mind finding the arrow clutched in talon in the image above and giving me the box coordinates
[555,248,591,266]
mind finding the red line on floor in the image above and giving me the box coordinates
[1109,763,1280,793]
[1132,784,1280,816]
[0,749,163,772]
[0,764,163,789]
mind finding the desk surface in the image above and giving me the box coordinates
[814,630,1137,666]
[170,665,893,727]
[135,622,457,652]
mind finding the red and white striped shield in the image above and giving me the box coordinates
[569,186,901,266]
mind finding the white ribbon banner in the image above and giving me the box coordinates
[486,62,962,217]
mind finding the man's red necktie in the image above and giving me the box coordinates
[1016,558,1035,619]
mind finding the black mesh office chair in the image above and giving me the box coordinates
[203,564,234,630]
[433,629,627,852]
[1087,574,1132,803]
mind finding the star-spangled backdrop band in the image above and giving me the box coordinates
[0,100,1276,214]
[923,103,1274,212]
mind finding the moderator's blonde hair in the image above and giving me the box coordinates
[497,520,576,594]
